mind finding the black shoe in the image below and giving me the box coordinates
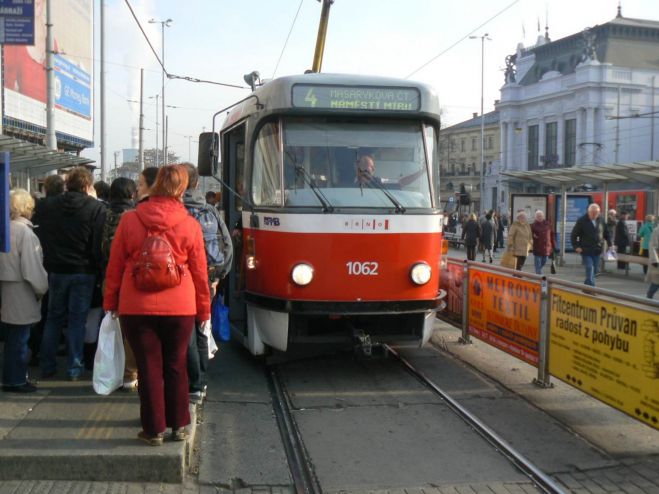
[3,383,37,393]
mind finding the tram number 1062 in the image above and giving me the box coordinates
[346,261,379,276]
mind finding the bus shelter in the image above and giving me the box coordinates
[501,161,659,266]
[0,134,94,191]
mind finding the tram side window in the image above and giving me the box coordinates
[252,122,282,207]
[425,125,439,207]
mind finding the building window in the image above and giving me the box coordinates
[528,125,539,168]
[564,118,576,166]
[487,135,493,150]
[471,137,477,151]
[461,139,465,152]
[544,122,558,165]
[450,139,456,152]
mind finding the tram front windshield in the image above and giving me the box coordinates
[251,119,434,210]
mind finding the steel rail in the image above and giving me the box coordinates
[385,345,567,494]
[268,367,322,494]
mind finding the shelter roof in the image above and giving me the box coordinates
[0,135,94,175]
[501,161,659,187]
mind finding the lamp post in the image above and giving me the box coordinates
[149,18,172,166]
[470,33,491,213]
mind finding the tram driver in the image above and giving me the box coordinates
[355,154,381,186]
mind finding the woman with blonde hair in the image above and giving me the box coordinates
[0,189,48,392]
[103,165,210,445]
[507,210,533,271]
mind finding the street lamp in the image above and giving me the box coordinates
[148,17,172,166]
[470,33,491,213]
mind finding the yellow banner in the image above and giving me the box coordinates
[549,288,659,430]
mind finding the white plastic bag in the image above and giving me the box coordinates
[605,247,618,261]
[201,320,218,360]
[92,313,125,395]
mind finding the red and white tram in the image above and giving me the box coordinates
[198,73,446,356]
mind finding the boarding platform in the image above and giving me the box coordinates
[0,361,196,483]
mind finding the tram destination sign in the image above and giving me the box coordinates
[292,84,421,112]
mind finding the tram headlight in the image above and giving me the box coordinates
[291,263,314,286]
[410,262,432,285]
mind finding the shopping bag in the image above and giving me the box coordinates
[92,313,125,395]
[604,247,618,261]
[202,321,218,360]
[211,296,231,342]
[500,251,517,269]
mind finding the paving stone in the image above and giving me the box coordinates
[453,486,476,494]
[0,482,20,494]
[554,473,583,490]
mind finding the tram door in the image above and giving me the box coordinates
[222,125,247,336]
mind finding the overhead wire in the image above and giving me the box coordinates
[123,0,248,89]
[272,0,305,79]
[405,0,521,79]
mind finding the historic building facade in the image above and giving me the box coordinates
[493,11,659,213]
[439,110,500,212]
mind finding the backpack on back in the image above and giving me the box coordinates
[189,205,228,277]
[132,216,183,292]
[100,209,123,266]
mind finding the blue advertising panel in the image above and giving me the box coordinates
[0,152,10,253]
[0,0,35,45]
[555,195,591,252]
[55,54,91,118]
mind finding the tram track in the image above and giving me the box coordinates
[385,345,566,494]
[268,344,567,494]
[268,366,322,494]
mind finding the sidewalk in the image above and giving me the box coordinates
[0,355,196,483]
[447,246,653,299]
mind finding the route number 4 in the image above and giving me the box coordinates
[346,261,379,276]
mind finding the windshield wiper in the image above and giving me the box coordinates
[295,166,334,213]
[359,171,406,214]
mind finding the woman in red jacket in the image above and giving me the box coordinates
[530,210,556,275]
[103,165,210,446]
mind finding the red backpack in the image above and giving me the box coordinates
[132,216,184,292]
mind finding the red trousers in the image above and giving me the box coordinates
[120,315,194,436]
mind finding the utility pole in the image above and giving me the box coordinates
[45,0,57,151]
[615,86,621,164]
[149,18,172,166]
[139,69,144,171]
[165,115,169,165]
[149,94,159,166]
[470,33,491,212]
[99,0,107,180]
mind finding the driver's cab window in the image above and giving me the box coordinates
[252,122,282,206]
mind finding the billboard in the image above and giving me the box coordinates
[0,0,35,45]
[3,0,93,146]
[555,195,591,252]
[549,288,659,431]
[468,268,542,366]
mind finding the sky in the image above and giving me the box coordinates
[82,0,659,173]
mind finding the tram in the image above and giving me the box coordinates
[198,73,446,356]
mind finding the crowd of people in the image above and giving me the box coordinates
[0,164,233,448]
[453,204,659,294]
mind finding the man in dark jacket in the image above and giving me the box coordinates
[614,212,631,270]
[571,203,611,286]
[182,163,233,404]
[36,167,105,380]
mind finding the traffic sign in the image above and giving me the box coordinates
[0,0,35,45]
